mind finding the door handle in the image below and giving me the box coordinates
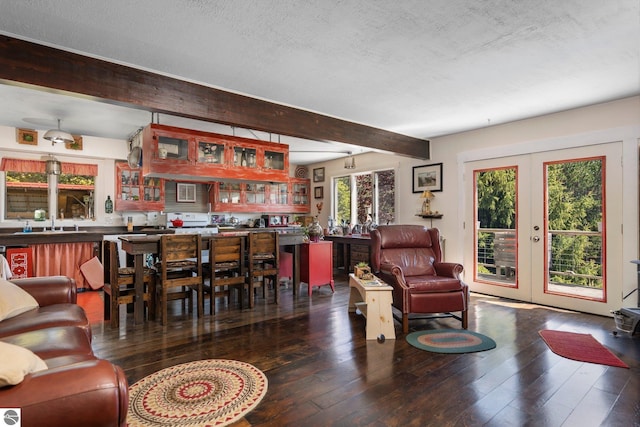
[532,236,540,242]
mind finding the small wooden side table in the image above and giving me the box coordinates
[348,273,396,340]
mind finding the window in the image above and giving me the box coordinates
[333,169,395,228]
[2,158,96,220]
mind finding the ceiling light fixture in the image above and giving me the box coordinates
[44,119,75,145]
[344,152,356,169]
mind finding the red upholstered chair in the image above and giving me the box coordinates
[370,225,468,334]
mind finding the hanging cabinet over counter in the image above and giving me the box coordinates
[209,177,310,213]
[140,123,290,182]
[115,161,165,211]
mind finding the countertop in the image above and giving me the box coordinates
[0,226,305,246]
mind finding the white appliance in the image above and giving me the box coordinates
[166,212,217,235]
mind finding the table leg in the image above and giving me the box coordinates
[292,244,300,297]
[133,253,144,324]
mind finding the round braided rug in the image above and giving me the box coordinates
[127,359,268,427]
[406,329,496,354]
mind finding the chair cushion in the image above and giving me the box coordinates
[118,267,155,276]
[405,275,463,293]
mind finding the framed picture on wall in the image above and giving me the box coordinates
[16,128,38,145]
[314,186,324,199]
[412,163,443,193]
[313,167,325,182]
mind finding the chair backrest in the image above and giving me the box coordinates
[248,231,279,271]
[102,240,120,285]
[209,235,245,279]
[159,234,203,283]
[370,225,442,276]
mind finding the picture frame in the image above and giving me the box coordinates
[314,186,324,199]
[176,183,197,202]
[313,167,325,183]
[65,135,83,150]
[16,128,38,145]
[412,163,443,193]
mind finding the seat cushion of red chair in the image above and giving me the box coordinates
[405,275,463,293]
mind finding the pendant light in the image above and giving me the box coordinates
[44,119,74,145]
[344,152,356,169]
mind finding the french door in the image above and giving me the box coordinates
[463,142,623,316]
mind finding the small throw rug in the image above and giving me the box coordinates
[406,329,496,353]
[127,359,268,426]
[539,330,629,368]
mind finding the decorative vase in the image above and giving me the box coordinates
[307,219,323,243]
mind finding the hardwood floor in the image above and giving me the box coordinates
[85,272,639,427]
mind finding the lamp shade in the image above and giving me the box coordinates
[421,190,434,199]
[44,119,74,145]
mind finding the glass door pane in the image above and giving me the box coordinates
[544,157,604,301]
[475,167,518,287]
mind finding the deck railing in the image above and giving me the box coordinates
[477,228,602,288]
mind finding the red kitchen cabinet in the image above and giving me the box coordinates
[300,241,334,296]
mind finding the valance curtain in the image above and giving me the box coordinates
[0,158,98,176]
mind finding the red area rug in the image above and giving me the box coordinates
[539,330,628,368]
[127,359,268,426]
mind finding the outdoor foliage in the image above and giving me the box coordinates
[334,169,395,227]
[476,158,603,288]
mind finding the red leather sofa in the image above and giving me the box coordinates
[0,276,129,427]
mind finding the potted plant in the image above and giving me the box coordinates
[354,261,371,279]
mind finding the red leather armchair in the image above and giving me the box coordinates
[371,225,469,333]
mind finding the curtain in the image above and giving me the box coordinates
[0,158,98,176]
[33,243,95,289]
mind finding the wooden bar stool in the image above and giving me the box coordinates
[247,231,279,307]
[156,234,203,325]
[102,240,155,328]
[203,235,246,314]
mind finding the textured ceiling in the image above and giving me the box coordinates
[0,0,638,164]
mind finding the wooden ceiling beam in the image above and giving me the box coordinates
[0,35,429,159]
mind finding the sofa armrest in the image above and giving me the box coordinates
[433,262,464,279]
[0,359,129,427]
[9,276,77,305]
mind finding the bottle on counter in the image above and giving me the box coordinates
[127,216,134,232]
[105,195,113,214]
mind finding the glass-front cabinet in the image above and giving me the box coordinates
[264,150,285,171]
[245,183,266,205]
[268,183,288,206]
[210,178,309,213]
[217,182,242,205]
[290,178,310,213]
[197,140,225,164]
[157,135,189,162]
[115,161,164,211]
[141,123,289,181]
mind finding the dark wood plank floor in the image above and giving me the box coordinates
[86,272,640,427]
